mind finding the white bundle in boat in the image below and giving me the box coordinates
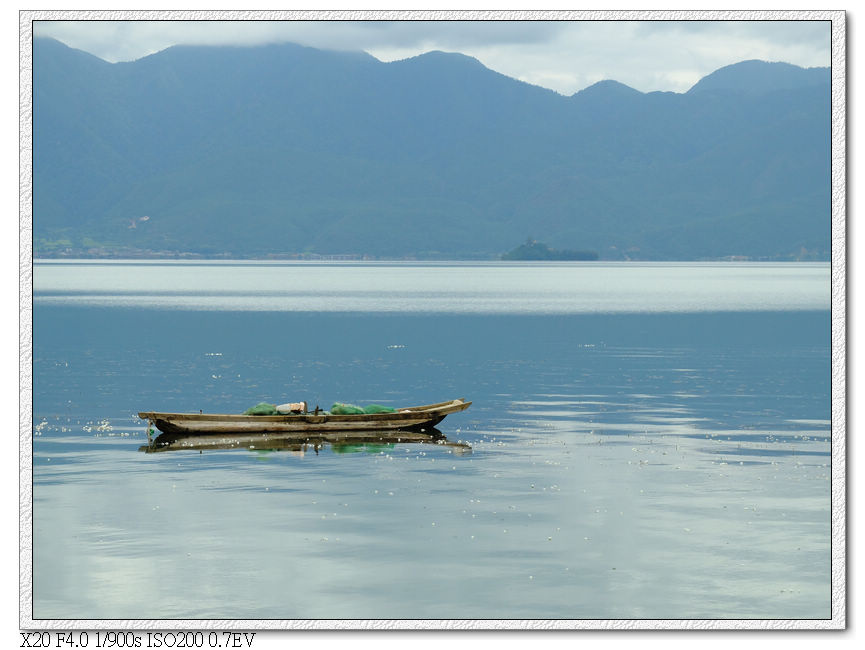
[276,401,307,414]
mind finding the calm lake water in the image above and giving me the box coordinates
[31,261,832,621]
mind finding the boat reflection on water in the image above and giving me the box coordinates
[138,427,471,455]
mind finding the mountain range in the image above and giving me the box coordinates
[33,37,831,259]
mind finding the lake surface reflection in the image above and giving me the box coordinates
[31,262,831,621]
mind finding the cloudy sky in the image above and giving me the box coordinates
[31,12,833,95]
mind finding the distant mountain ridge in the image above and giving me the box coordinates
[688,59,830,95]
[33,37,831,259]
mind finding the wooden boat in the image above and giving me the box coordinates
[139,427,472,455]
[139,398,471,435]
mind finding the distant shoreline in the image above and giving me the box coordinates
[32,253,831,263]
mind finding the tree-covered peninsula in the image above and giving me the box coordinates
[501,240,599,261]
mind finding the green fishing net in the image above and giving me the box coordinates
[242,402,279,415]
[363,404,397,414]
[330,403,397,415]
[330,403,366,415]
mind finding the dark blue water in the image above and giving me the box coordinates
[30,263,832,621]
[34,308,828,429]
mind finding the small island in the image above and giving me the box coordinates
[501,239,599,261]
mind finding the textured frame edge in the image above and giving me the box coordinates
[19,7,846,632]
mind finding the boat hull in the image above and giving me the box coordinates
[139,399,470,435]
[139,427,471,455]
